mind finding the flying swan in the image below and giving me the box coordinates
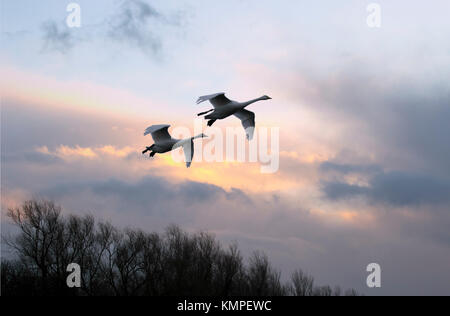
[142,124,207,168]
[196,92,272,140]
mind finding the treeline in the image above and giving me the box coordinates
[1,200,359,296]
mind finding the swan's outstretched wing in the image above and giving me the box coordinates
[144,124,172,143]
[182,139,194,168]
[196,92,232,108]
[234,109,255,140]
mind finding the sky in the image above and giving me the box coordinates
[1,0,450,295]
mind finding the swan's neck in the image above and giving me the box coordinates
[242,96,266,107]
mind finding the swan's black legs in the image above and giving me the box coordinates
[197,109,214,116]
[207,119,216,127]
[149,152,156,157]
[143,145,155,155]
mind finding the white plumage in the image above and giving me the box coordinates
[142,125,207,168]
[196,92,271,140]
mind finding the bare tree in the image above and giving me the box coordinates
[246,251,287,296]
[333,285,342,296]
[5,200,63,294]
[214,243,243,296]
[345,288,359,296]
[2,199,359,296]
[313,285,333,296]
[291,269,314,296]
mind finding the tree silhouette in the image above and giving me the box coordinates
[2,200,359,296]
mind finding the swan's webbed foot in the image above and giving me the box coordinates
[207,119,216,127]
[149,152,156,157]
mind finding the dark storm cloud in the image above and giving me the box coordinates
[41,21,75,54]
[322,171,450,207]
[321,181,367,201]
[39,176,244,214]
[2,151,64,165]
[320,161,382,175]
[272,55,450,211]
[291,62,450,176]
[35,176,257,228]
[92,177,227,206]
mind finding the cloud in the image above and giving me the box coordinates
[320,161,382,175]
[321,181,367,201]
[41,21,75,54]
[50,176,228,206]
[38,0,183,57]
[108,0,170,56]
[1,151,63,165]
[322,171,450,207]
[97,145,136,158]
[305,66,450,175]
[36,175,257,230]
[37,145,97,159]
[36,145,135,161]
[25,151,64,165]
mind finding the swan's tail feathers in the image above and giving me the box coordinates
[197,109,214,116]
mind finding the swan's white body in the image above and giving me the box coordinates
[196,92,271,140]
[143,124,206,168]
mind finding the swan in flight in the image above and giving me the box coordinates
[142,124,207,168]
[196,92,272,140]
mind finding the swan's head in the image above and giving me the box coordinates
[261,95,272,100]
[194,133,208,140]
